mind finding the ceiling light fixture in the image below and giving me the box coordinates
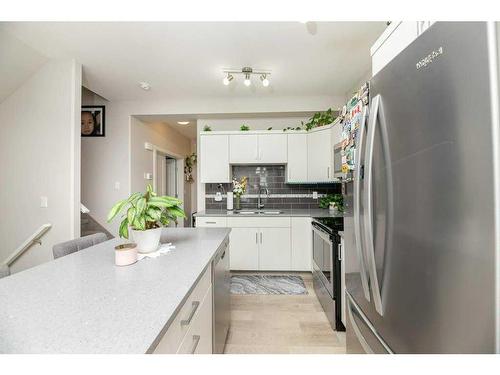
[223,73,234,86]
[177,121,190,125]
[222,67,271,87]
[139,81,151,91]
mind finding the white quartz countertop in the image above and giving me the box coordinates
[0,227,230,354]
[195,208,343,218]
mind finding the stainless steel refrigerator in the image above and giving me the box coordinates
[344,22,500,354]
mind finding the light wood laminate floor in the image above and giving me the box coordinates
[224,272,346,354]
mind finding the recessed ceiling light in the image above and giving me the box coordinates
[177,121,190,125]
[139,81,151,91]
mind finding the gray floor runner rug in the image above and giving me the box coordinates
[230,275,307,295]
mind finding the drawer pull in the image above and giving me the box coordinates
[190,335,201,354]
[181,301,200,326]
[206,221,217,224]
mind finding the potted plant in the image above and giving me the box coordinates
[302,108,336,131]
[232,176,248,210]
[319,194,344,214]
[107,184,186,253]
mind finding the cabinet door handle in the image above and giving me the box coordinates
[190,335,201,354]
[255,232,258,244]
[260,232,263,244]
[181,301,200,326]
[206,221,216,224]
[327,167,330,179]
[338,243,342,261]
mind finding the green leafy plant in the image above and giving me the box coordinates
[240,124,250,131]
[203,125,212,131]
[267,127,273,130]
[319,194,344,212]
[302,108,336,131]
[107,184,186,239]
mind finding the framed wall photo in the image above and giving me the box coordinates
[81,105,105,137]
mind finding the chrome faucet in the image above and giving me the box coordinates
[257,187,269,209]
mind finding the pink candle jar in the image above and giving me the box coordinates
[114,243,138,266]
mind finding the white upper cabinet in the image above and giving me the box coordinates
[307,127,332,182]
[229,133,287,164]
[258,134,287,163]
[229,134,259,163]
[287,133,308,182]
[200,134,230,183]
[371,21,435,76]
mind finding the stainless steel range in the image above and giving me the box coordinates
[312,216,344,331]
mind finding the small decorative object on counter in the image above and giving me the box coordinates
[203,125,212,131]
[114,243,138,266]
[240,124,250,131]
[232,176,248,210]
[107,184,186,253]
[227,191,234,210]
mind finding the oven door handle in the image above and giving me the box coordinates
[312,225,332,243]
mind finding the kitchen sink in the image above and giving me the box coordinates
[262,211,284,215]
[237,211,257,215]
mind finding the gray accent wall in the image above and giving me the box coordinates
[205,165,341,210]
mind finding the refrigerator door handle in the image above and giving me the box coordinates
[364,94,393,316]
[354,106,371,302]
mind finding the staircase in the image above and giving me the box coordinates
[81,213,113,239]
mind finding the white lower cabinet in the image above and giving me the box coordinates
[196,216,313,272]
[290,217,312,271]
[177,285,213,354]
[258,227,291,271]
[229,227,259,270]
[153,266,212,354]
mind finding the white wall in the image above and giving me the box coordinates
[80,94,340,235]
[0,59,81,273]
[130,117,191,193]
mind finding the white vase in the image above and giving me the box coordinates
[131,227,162,253]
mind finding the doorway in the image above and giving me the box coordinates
[154,150,184,227]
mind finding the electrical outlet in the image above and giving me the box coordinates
[114,181,120,190]
[312,191,318,200]
[40,196,48,208]
[144,173,153,180]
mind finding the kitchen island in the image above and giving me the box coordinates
[0,227,230,354]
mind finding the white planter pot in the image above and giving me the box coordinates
[131,227,162,253]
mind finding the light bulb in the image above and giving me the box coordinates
[261,74,270,87]
[244,73,251,86]
[222,73,233,86]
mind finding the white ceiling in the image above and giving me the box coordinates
[1,22,386,102]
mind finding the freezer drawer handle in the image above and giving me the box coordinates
[353,106,371,302]
[181,301,200,326]
[347,299,374,354]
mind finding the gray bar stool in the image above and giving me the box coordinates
[52,233,108,259]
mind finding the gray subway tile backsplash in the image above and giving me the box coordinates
[205,165,341,210]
